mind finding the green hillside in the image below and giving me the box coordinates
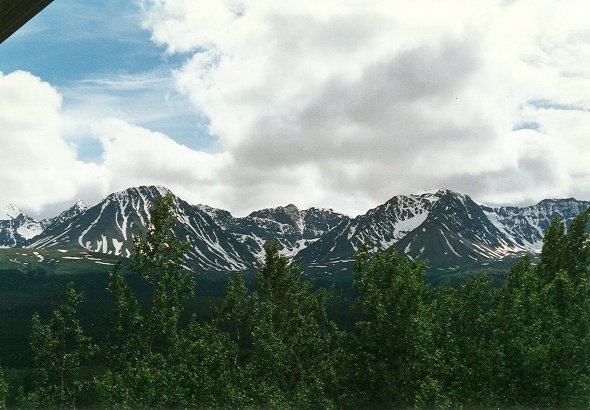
[0,248,120,276]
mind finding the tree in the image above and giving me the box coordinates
[97,194,199,408]
[335,245,434,408]
[560,209,590,282]
[490,209,590,407]
[432,275,496,406]
[0,364,7,409]
[533,210,590,406]
[128,195,195,351]
[539,209,590,406]
[220,241,336,408]
[489,255,546,406]
[24,282,96,409]
[169,319,241,407]
[537,209,590,285]
[537,216,566,283]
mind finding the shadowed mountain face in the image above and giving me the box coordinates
[1,186,588,274]
[393,191,518,268]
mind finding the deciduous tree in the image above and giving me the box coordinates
[25,282,96,409]
[336,245,434,408]
[97,194,198,407]
[220,241,336,408]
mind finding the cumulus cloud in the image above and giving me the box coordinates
[0,71,107,216]
[138,0,590,212]
[3,1,590,219]
[93,117,232,206]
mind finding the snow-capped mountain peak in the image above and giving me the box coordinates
[73,200,89,213]
[0,202,42,247]
[0,201,23,220]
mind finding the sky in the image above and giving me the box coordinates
[0,0,589,219]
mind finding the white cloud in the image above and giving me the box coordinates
[0,71,107,215]
[137,0,590,211]
[93,117,232,207]
[3,1,590,219]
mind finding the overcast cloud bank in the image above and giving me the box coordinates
[1,0,589,218]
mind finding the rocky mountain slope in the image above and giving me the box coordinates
[0,202,44,247]
[1,186,588,274]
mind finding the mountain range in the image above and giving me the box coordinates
[1,186,589,275]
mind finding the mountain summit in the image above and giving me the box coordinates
[1,186,588,274]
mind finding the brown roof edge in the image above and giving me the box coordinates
[0,0,55,44]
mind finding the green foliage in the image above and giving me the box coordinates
[128,195,195,351]
[431,275,496,406]
[97,316,240,408]
[534,210,590,406]
[7,200,589,409]
[97,194,202,408]
[0,247,121,276]
[169,319,241,407]
[490,255,544,405]
[0,364,7,409]
[538,209,590,284]
[490,209,590,407]
[23,282,96,409]
[220,241,336,408]
[95,194,243,408]
[335,244,434,408]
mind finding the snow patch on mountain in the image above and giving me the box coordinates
[393,212,429,236]
[16,221,43,239]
